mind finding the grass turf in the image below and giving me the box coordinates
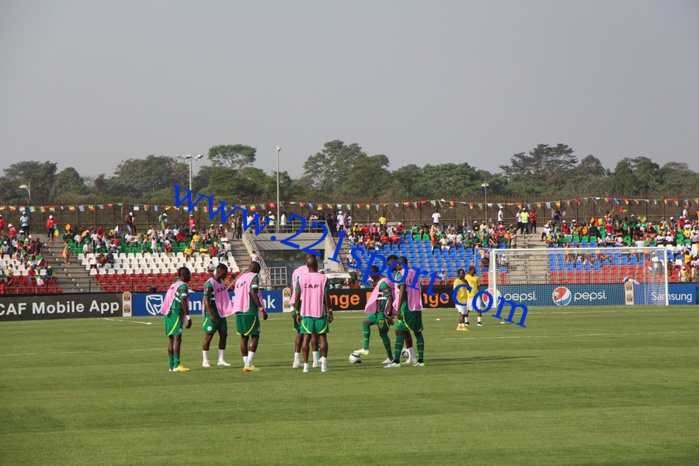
[1,306,698,465]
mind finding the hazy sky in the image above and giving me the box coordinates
[1,0,698,181]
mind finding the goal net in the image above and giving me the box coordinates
[487,247,669,307]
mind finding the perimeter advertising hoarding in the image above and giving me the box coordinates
[0,293,123,321]
[130,290,285,317]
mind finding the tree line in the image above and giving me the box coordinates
[2,142,698,205]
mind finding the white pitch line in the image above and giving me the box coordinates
[104,318,152,325]
[444,330,690,341]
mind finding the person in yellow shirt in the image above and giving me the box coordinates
[463,266,482,327]
[453,269,470,331]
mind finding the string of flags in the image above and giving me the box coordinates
[0,197,695,215]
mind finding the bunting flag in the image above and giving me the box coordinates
[449,201,455,208]
[88,205,95,212]
[40,206,47,213]
[68,206,76,212]
[413,202,418,209]
[403,202,411,207]
[430,200,437,207]
[469,203,474,209]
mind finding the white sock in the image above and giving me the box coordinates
[294,352,300,364]
[218,349,225,362]
[247,351,255,366]
[477,316,482,323]
[202,350,208,363]
[242,356,247,366]
[312,351,319,365]
[408,347,415,362]
[320,356,327,367]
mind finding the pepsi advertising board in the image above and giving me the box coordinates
[130,290,284,317]
[494,284,626,307]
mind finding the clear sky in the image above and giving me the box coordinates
[1,0,698,180]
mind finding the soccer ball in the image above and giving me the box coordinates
[400,348,410,361]
[348,353,362,364]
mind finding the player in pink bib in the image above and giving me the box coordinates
[294,255,332,373]
[201,263,234,368]
[232,262,267,372]
[290,263,319,368]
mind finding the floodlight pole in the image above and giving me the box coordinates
[276,145,281,234]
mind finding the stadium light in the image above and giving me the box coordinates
[276,145,281,234]
[177,154,203,191]
[481,182,490,223]
[19,182,31,204]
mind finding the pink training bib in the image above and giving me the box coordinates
[365,277,391,315]
[231,272,257,314]
[161,280,184,315]
[298,273,327,318]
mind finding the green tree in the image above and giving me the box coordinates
[50,167,88,202]
[610,159,639,195]
[207,167,275,202]
[302,141,367,196]
[111,155,183,198]
[658,162,699,195]
[344,155,391,199]
[208,145,256,171]
[500,144,578,191]
[562,155,610,196]
[2,161,57,203]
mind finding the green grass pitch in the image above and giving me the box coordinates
[1,306,698,465]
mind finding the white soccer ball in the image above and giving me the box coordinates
[348,353,362,364]
[400,348,410,361]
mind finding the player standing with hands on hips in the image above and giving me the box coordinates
[231,262,268,372]
[295,255,332,373]
[162,267,192,372]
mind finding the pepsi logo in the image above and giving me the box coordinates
[552,286,572,306]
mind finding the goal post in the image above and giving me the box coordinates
[488,247,669,307]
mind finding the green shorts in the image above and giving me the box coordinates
[236,312,260,337]
[395,309,423,333]
[202,312,227,334]
[165,311,183,336]
[300,316,329,335]
[367,312,390,332]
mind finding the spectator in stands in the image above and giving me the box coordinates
[88,251,97,269]
[561,220,571,235]
[5,265,14,287]
[184,244,194,262]
[125,212,136,234]
[27,263,36,283]
[0,214,5,232]
[8,223,16,239]
[529,210,537,233]
[431,209,441,225]
[516,209,522,233]
[521,209,530,234]
[46,215,57,243]
[62,241,71,264]
[45,266,57,284]
[20,211,30,235]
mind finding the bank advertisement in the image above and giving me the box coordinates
[130,289,285,317]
